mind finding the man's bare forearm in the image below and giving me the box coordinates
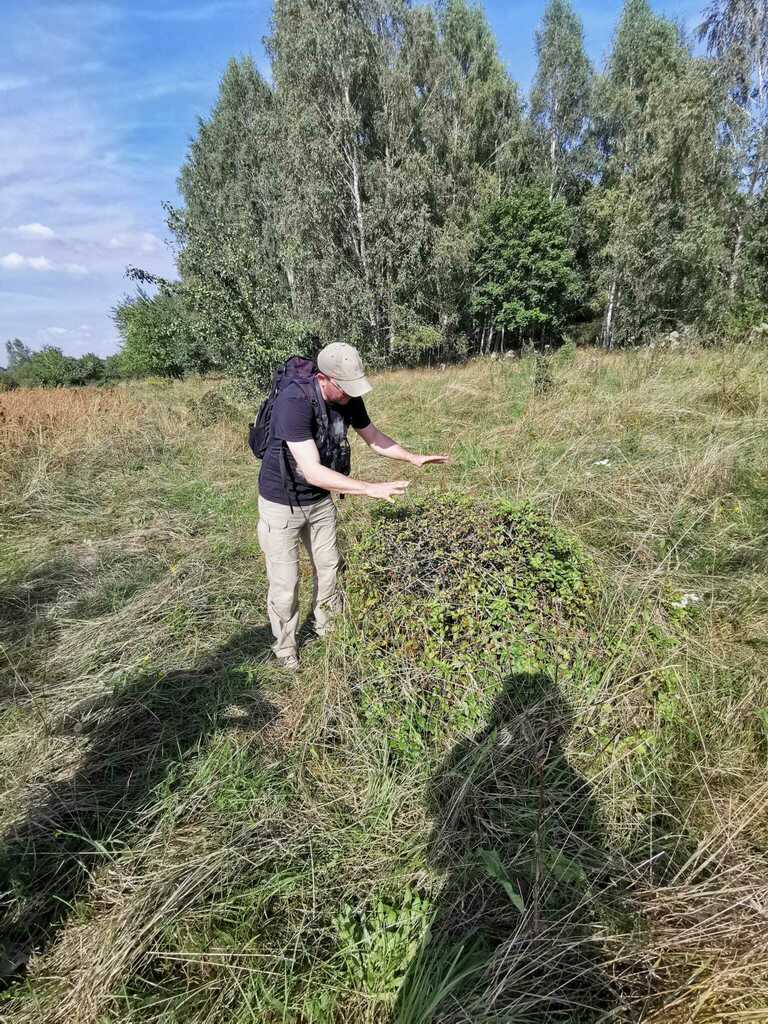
[287,438,410,502]
[303,463,374,496]
[367,431,416,463]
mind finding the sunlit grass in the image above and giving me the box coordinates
[1,344,767,1022]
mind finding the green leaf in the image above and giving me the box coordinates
[478,848,525,912]
[543,849,587,885]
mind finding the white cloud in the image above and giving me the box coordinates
[28,256,52,270]
[45,326,69,335]
[1,252,27,270]
[107,231,163,253]
[1,252,88,275]
[1,0,210,356]
[1,252,53,271]
[16,222,56,239]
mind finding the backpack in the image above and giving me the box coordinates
[248,355,351,501]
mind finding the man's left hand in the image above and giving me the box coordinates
[410,453,451,468]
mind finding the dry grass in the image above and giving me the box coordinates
[2,346,768,1022]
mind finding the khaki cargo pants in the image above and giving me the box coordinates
[257,495,341,660]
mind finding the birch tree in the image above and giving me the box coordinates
[699,0,768,296]
[529,0,594,201]
[589,0,735,345]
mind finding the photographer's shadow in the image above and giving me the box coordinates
[397,671,628,1023]
[0,627,278,984]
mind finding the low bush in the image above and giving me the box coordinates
[0,371,18,393]
[345,496,594,753]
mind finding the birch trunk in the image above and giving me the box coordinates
[604,276,617,348]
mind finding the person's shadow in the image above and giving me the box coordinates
[0,627,278,984]
[396,671,631,1023]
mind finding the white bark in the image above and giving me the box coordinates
[604,276,617,348]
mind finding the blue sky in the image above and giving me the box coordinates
[1,0,704,359]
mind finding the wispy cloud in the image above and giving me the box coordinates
[1,252,88,274]
[0,74,33,91]
[16,222,56,239]
[1,253,53,271]
[107,231,164,253]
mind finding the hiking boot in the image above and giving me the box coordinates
[276,653,299,672]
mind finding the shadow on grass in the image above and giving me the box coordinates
[0,559,80,683]
[396,671,631,1024]
[0,627,278,985]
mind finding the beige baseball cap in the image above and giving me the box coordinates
[317,342,372,398]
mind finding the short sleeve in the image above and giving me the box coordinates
[346,397,371,430]
[272,390,315,442]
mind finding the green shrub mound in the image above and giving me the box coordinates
[346,497,595,751]
[186,388,239,426]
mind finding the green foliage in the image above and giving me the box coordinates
[390,325,445,368]
[110,0,768,378]
[533,348,556,396]
[334,889,431,997]
[162,0,525,390]
[346,496,593,754]
[171,56,287,382]
[530,0,595,201]
[12,346,82,388]
[102,353,125,383]
[4,338,31,370]
[739,192,768,310]
[588,0,737,345]
[471,187,586,344]
[114,287,193,379]
[699,0,768,301]
[2,338,120,389]
[0,370,18,393]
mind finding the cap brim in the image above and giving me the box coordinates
[339,376,372,398]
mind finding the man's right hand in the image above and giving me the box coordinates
[364,480,411,503]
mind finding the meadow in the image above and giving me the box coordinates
[1,343,767,1023]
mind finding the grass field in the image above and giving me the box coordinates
[1,344,768,1023]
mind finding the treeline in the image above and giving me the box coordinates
[0,339,125,391]
[116,0,767,389]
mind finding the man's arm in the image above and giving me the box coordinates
[286,439,410,502]
[355,423,450,468]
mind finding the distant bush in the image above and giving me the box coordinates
[114,288,190,379]
[0,370,18,393]
[12,346,81,388]
[2,337,126,389]
[186,388,240,426]
[720,300,768,344]
[390,326,442,367]
[102,353,126,383]
[533,349,556,397]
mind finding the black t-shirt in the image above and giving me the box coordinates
[258,382,370,505]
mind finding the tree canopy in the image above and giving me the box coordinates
[107,0,768,387]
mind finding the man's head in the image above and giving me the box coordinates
[316,342,371,405]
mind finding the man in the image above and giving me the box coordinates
[257,341,448,670]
